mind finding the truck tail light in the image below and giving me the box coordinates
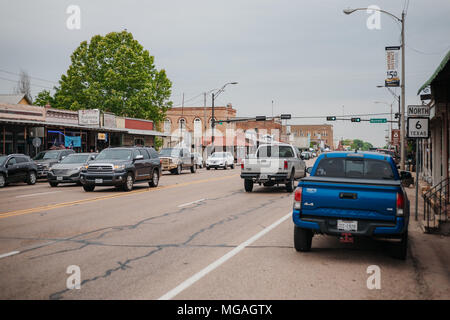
[396,192,404,216]
[293,187,302,210]
[241,163,244,169]
[284,160,288,170]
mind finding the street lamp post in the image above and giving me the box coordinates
[211,82,238,151]
[345,8,406,170]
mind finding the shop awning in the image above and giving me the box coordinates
[417,50,450,95]
[126,129,169,137]
[0,118,128,132]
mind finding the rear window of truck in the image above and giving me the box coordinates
[315,158,395,180]
[257,146,294,158]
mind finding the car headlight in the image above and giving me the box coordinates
[113,164,125,171]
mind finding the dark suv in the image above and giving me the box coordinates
[0,154,38,188]
[33,149,75,179]
[80,147,161,192]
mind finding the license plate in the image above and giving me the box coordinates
[337,220,358,232]
[260,174,268,180]
[95,179,103,184]
[57,176,63,181]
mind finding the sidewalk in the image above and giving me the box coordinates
[403,174,450,299]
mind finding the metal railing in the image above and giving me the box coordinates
[423,178,449,232]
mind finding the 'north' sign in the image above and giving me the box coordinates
[407,105,430,117]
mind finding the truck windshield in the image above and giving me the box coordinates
[95,149,132,160]
[33,150,60,160]
[315,158,395,180]
[257,146,294,158]
[159,148,179,157]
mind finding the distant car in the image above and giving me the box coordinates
[312,152,317,158]
[206,152,235,170]
[0,154,37,188]
[47,153,97,187]
[193,152,204,168]
[80,147,161,192]
[376,149,399,164]
[33,149,75,179]
[301,151,311,160]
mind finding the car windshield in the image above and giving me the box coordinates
[159,148,180,157]
[211,153,226,158]
[60,154,90,164]
[257,146,294,158]
[315,157,395,180]
[33,150,60,160]
[95,149,132,160]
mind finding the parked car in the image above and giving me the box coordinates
[206,152,235,170]
[376,148,400,164]
[80,147,161,192]
[0,154,37,188]
[47,153,97,187]
[241,143,306,193]
[193,152,204,168]
[293,151,410,259]
[158,147,196,174]
[33,149,75,179]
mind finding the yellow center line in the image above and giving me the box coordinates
[0,174,239,220]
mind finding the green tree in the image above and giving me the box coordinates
[35,31,172,125]
[34,90,55,106]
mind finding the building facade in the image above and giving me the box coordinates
[282,124,334,150]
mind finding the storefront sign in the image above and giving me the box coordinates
[385,46,400,87]
[391,129,400,146]
[78,109,100,126]
[103,113,116,128]
[98,133,108,141]
[65,136,81,148]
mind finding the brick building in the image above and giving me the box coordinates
[282,124,334,150]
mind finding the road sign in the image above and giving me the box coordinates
[326,116,336,121]
[32,137,41,148]
[392,129,400,146]
[370,118,387,123]
[351,118,361,122]
[407,117,429,138]
[407,105,429,117]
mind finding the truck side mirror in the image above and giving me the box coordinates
[306,167,312,174]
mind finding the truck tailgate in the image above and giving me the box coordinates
[300,177,400,222]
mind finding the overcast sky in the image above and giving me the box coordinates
[1,0,449,147]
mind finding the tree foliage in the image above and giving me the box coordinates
[35,31,172,125]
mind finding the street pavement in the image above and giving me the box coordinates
[0,159,448,299]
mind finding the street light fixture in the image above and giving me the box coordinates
[211,82,238,150]
[344,7,406,170]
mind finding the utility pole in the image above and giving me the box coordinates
[400,11,406,171]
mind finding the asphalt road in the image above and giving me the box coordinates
[0,160,446,299]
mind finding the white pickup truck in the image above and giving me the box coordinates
[240,143,306,192]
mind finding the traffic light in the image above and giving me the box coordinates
[280,114,291,120]
[394,113,400,119]
[255,116,267,121]
[326,116,337,121]
[351,117,361,122]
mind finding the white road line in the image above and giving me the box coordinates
[0,251,20,259]
[158,211,292,300]
[177,198,206,208]
[15,191,62,199]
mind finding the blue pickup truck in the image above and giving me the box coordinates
[292,151,410,259]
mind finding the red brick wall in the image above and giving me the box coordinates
[125,118,154,130]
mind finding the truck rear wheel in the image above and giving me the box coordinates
[244,179,253,192]
[285,172,295,193]
[294,226,312,252]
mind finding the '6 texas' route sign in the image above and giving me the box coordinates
[407,117,429,139]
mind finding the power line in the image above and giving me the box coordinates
[0,69,59,85]
[0,76,54,90]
